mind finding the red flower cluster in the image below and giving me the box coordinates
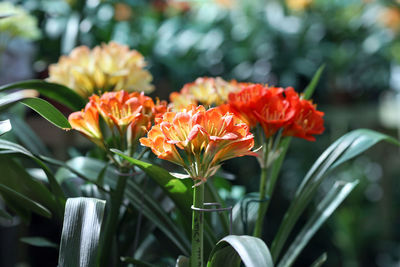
[227,84,324,141]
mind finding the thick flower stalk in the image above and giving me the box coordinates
[48,42,154,98]
[140,105,255,267]
[169,77,244,111]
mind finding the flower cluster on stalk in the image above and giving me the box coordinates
[68,91,167,153]
[140,105,256,185]
[48,42,154,99]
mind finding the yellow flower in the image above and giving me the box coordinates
[140,105,255,184]
[169,77,242,111]
[286,0,312,11]
[48,42,154,99]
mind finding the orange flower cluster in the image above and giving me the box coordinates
[140,105,255,184]
[227,84,324,141]
[69,91,167,149]
[169,77,243,110]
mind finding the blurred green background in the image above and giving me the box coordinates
[1,0,400,266]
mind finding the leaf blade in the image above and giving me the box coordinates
[0,80,85,110]
[58,197,106,267]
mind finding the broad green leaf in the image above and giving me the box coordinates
[58,197,106,267]
[0,139,66,215]
[0,157,59,217]
[271,129,399,261]
[0,119,11,136]
[207,235,274,267]
[120,257,153,267]
[310,253,327,267]
[0,184,51,218]
[0,80,85,110]
[0,89,38,111]
[20,237,58,248]
[277,181,358,267]
[20,98,71,129]
[302,65,325,100]
[175,255,190,267]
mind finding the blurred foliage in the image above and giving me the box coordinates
[11,0,399,101]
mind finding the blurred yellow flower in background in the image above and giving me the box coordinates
[286,0,312,11]
[48,42,154,99]
[169,77,242,110]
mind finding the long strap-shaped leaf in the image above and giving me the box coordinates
[0,80,86,111]
[58,197,106,267]
[207,235,274,267]
[0,139,65,218]
[277,180,358,267]
[271,129,399,261]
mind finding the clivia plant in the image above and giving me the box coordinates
[0,42,397,267]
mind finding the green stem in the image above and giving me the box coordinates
[191,183,205,267]
[99,167,129,267]
[253,166,268,237]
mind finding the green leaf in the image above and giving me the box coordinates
[310,253,327,267]
[0,119,11,136]
[0,139,66,216]
[0,89,38,111]
[111,149,192,216]
[175,255,190,267]
[123,177,191,255]
[52,156,191,254]
[7,114,52,156]
[0,157,59,217]
[207,235,274,267]
[20,98,71,129]
[271,129,399,261]
[0,184,52,218]
[277,181,358,267]
[0,80,85,111]
[302,65,325,100]
[20,237,58,249]
[58,197,106,267]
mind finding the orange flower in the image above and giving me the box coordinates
[68,102,104,148]
[90,91,144,134]
[283,99,324,141]
[140,105,255,183]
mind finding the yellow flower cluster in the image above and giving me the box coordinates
[48,42,154,99]
[169,77,243,110]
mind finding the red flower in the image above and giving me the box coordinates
[283,99,324,141]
